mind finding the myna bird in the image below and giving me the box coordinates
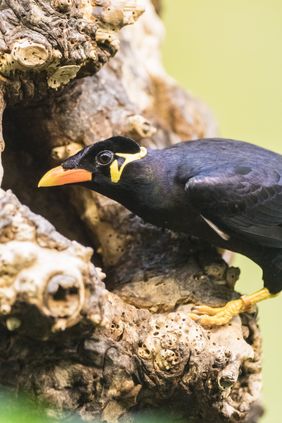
[38,136,282,326]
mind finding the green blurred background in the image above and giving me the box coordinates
[162,1,282,422]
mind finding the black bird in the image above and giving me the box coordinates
[38,136,282,326]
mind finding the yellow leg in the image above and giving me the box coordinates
[189,288,277,327]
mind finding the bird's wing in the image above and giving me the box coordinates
[185,166,282,248]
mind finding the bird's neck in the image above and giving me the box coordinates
[108,156,190,229]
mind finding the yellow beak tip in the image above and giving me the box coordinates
[37,179,47,188]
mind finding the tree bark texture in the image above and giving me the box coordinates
[0,1,263,422]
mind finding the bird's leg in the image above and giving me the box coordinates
[189,288,277,327]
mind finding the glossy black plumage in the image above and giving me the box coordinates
[62,137,282,294]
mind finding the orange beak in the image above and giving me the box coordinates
[38,165,92,188]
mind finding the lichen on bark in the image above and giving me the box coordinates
[0,1,263,422]
[0,0,144,103]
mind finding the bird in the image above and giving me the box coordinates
[38,136,282,326]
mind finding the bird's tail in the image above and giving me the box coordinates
[262,248,282,294]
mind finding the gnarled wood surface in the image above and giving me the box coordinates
[0,1,263,422]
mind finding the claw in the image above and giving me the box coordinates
[191,305,223,316]
[189,288,274,327]
[189,308,238,327]
[189,297,245,326]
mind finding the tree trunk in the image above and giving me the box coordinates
[0,1,263,422]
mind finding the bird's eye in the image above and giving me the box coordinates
[95,150,114,166]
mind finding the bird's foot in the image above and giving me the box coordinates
[189,298,244,326]
[189,288,273,327]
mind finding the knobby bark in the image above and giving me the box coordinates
[0,1,263,422]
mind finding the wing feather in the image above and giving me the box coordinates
[185,167,282,248]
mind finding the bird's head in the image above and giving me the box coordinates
[38,136,148,192]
